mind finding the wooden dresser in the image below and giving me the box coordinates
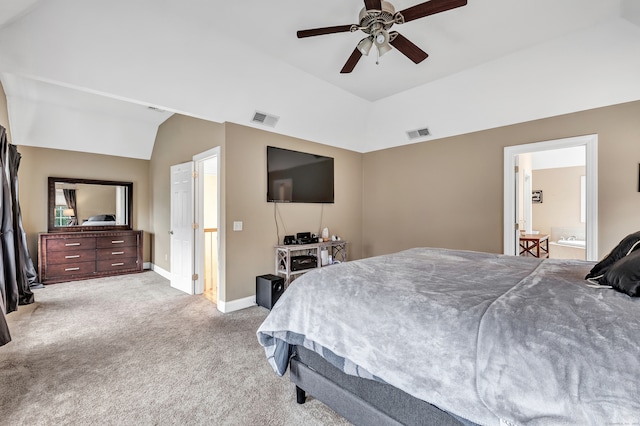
[38,230,143,284]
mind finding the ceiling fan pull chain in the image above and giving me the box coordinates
[376,48,380,65]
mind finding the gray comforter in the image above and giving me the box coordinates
[256,248,640,425]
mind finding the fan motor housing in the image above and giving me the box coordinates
[359,1,396,34]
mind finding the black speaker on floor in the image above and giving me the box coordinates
[256,274,285,310]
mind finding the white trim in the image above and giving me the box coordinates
[150,264,171,280]
[217,296,256,313]
[504,134,598,261]
[143,262,152,270]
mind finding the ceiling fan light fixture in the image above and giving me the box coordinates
[373,29,392,56]
[374,29,389,46]
[377,42,392,56]
[357,37,374,56]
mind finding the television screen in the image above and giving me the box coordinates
[267,146,334,203]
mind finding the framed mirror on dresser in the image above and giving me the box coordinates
[38,177,143,284]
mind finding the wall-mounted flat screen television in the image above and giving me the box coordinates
[267,146,334,203]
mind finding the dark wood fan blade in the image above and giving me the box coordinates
[297,25,353,38]
[398,0,467,23]
[340,48,363,73]
[389,32,428,64]
[364,0,382,10]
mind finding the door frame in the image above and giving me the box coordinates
[193,147,223,308]
[503,134,598,261]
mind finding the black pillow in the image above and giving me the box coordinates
[585,231,640,279]
[599,249,640,297]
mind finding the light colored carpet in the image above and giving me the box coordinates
[0,271,351,425]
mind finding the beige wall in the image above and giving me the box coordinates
[149,114,226,276]
[3,78,151,266]
[74,184,117,222]
[532,166,585,237]
[150,117,363,302]
[363,100,640,259]
[17,146,151,265]
[7,72,640,298]
[224,123,363,301]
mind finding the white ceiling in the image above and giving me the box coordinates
[1,0,640,159]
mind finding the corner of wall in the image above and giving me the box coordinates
[0,79,12,142]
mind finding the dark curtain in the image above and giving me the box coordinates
[9,145,40,293]
[63,189,77,225]
[0,125,36,347]
[0,267,8,348]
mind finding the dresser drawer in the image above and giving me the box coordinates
[46,238,97,252]
[46,261,96,278]
[96,257,139,273]
[97,246,138,260]
[96,234,138,248]
[39,230,143,284]
[46,249,96,265]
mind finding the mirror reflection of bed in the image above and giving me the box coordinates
[81,214,117,226]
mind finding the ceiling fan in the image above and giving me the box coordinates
[296,0,467,73]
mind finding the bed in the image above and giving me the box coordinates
[81,214,117,226]
[257,247,640,425]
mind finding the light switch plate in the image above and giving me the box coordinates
[233,221,243,231]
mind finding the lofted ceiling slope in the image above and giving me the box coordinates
[0,0,639,159]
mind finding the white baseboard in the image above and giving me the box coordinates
[217,295,257,313]
[147,265,256,313]
[150,264,171,281]
[143,262,152,270]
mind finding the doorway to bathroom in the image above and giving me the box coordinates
[504,135,598,261]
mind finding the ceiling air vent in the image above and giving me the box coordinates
[406,127,431,140]
[252,111,279,128]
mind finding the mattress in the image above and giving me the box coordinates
[257,248,640,425]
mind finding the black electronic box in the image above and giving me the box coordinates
[290,255,317,271]
[296,232,313,245]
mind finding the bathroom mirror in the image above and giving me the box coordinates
[47,177,133,232]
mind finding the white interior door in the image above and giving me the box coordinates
[170,162,195,294]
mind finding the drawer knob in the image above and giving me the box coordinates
[111,263,125,267]
[65,267,80,271]
[111,240,125,244]
[65,255,81,259]
[65,243,81,246]
[111,251,125,255]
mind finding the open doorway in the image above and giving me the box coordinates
[201,157,218,303]
[168,147,222,306]
[531,147,586,260]
[504,135,598,261]
[194,147,220,306]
